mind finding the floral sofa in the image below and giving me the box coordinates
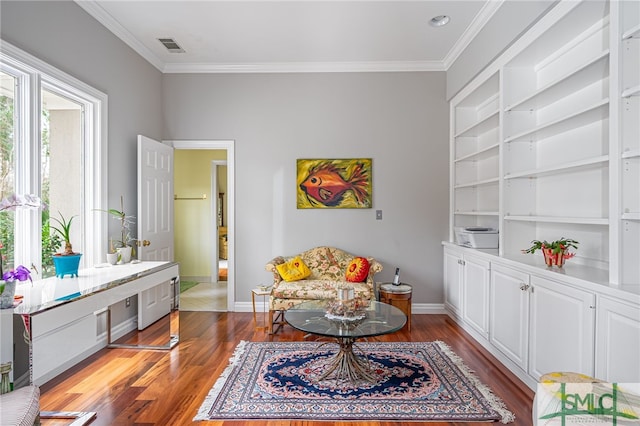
[265,246,382,334]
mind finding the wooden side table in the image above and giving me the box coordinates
[378,283,412,331]
[251,288,271,332]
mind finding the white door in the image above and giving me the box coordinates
[137,135,174,330]
[462,254,491,339]
[443,248,463,317]
[489,263,530,370]
[529,275,595,379]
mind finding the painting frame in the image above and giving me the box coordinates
[296,158,372,209]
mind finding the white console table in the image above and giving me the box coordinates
[11,261,180,386]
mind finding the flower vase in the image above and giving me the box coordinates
[117,246,132,264]
[542,248,566,268]
[0,280,16,309]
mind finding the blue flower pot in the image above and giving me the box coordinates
[53,253,82,278]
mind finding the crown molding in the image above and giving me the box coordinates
[442,0,504,70]
[75,0,165,72]
[163,60,445,74]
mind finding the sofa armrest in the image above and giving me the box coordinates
[265,256,286,285]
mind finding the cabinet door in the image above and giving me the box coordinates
[528,276,595,380]
[443,248,463,317]
[490,263,529,370]
[595,296,640,382]
[463,254,491,338]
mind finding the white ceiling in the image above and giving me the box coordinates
[76,0,499,73]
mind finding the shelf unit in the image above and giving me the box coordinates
[450,72,501,233]
[449,0,639,285]
[618,0,640,285]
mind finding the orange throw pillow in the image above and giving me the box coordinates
[345,257,370,282]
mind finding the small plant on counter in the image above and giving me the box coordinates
[522,237,579,268]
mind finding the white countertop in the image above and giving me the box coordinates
[13,261,178,315]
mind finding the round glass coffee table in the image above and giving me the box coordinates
[284,300,406,383]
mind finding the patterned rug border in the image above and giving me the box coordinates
[194,340,515,423]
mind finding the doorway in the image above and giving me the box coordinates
[169,140,234,312]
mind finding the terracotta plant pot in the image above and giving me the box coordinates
[542,248,566,267]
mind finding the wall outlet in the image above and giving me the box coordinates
[125,297,131,307]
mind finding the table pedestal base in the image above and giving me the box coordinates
[318,338,376,383]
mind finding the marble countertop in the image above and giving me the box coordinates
[13,261,178,315]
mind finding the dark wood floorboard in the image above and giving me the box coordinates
[39,312,535,425]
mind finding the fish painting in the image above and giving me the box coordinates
[297,159,372,208]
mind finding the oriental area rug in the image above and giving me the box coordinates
[194,340,515,423]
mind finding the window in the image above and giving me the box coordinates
[0,40,107,279]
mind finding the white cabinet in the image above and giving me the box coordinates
[490,263,530,371]
[595,296,640,382]
[528,275,595,379]
[443,248,463,317]
[489,263,596,379]
[462,254,490,338]
[444,248,491,337]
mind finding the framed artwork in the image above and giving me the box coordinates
[297,158,372,209]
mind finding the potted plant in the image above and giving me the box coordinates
[98,196,136,263]
[522,237,579,268]
[50,212,82,278]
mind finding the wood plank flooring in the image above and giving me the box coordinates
[39,313,535,425]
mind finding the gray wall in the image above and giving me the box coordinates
[447,0,556,100]
[1,1,162,323]
[163,72,450,304]
[0,0,163,239]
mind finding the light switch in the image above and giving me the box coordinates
[376,210,383,220]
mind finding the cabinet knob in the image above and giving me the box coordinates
[519,283,530,291]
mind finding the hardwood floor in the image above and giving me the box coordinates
[39,313,535,425]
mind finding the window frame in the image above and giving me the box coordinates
[0,40,108,274]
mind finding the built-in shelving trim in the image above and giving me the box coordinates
[622,149,640,159]
[504,215,609,225]
[622,23,640,40]
[622,85,640,98]
[454,109,500,138]
[505,50,609,112]
[454,177,499,189]
[504,155,609,179]
[504,98,609,143]
[454,211,500,216]
[455,142,500,163]
[622,212,640,221]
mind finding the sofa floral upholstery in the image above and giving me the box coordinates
[265,246,382,333]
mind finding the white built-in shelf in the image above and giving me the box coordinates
[454,211,500,216]
[622,23,640,40]
[622,85,640,98]
[504,98,609,143]
[504,215,609,225]
[454,177,499,189]
[505,51,609,112]
[622,149,640,159]
[455,109,499,138]
[504,155,609,179]
[622,212,640,221]
[455,143,500,163]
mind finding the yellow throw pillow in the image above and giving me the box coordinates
[276,256,311,282]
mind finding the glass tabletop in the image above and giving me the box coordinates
[284,300,406,339]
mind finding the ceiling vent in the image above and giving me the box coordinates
[158,38,185,53]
